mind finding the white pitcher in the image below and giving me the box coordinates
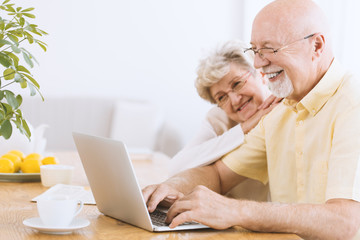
[0,123,48,155]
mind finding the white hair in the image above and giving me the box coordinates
[195,40,256,103]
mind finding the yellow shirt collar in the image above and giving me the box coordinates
[284,59,346,116]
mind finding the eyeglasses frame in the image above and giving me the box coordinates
[244,33,317,59]
[215,71,253,108]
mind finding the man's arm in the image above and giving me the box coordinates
[142,160,246,212]
[166,186,360,240]
[162,162,360,240]
[235,198,360,240]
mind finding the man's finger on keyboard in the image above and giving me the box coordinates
[169,211,194,228]
[146,184,177,212]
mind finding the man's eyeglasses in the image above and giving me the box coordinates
[214,71,252,108]
[244,33,317,59]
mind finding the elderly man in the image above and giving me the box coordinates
[142,0,360,239]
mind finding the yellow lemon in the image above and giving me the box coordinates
[8,150,25,162]
[24,153,42,161]
[1,153,21,172]
[41,156,59,165]
[0,158,15,173]
[21,159,42,173]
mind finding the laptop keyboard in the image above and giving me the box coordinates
[150,209,199,227]
[150,209,168,226]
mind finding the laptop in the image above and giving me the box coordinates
[72,132,209,232]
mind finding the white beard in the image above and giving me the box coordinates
[267,72,294,98]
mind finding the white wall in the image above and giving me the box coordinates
[17,0,244,147]
[13,0,360,149]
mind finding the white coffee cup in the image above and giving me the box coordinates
[40,165,74,187]
[37,195,83,227]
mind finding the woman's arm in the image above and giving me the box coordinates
[169,108,244,176]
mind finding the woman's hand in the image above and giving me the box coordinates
[241,95,282,134]
[257,95,282,110]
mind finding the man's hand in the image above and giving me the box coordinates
[241,95,282,134]
[165,185,239,229]
[142,183,184,213]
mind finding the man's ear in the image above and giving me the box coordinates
[313,34,325,59]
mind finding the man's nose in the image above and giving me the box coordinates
[254,53,270,69]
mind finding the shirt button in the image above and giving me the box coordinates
[312,109,316,114]
[297,120,303,126]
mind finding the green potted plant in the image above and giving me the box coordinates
[0,0,47,140]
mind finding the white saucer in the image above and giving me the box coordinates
[23,217,90,234]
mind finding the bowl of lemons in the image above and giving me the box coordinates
[0,150,59,182]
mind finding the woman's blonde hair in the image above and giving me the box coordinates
[195,40,256,104]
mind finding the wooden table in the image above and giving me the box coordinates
[0,151,302,240]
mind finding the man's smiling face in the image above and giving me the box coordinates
[250,7,317,101]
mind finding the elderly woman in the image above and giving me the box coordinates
[169,40,280,201]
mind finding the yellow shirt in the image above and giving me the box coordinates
[222,59,360,204]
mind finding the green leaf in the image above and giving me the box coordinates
[22,52,33,68]
[4,22,15,30]
[14,72,21,82]
[2,0,11,4]
[1,102,12,114]
[13,116,21,129]
[5,5,15,13]
[22,13,35,19]
[0,20,4,31]
[4,51,19,66]
[11,44,20,53]
[24,31,33,44]
[16,7,22,12]
[0,39,12,46]
[0,90,4,100]
[21,48,38,65]
[19,17,25,27]
[0,52,11,68]
[0,119,12,139]
[15,108,22,116]
[16,94,22,107]
[37,41,46,51]
[9,30,22,38]
[3,68,15,80]
[21,118,31,139]
[38,29,48,35]
[23,73,39,88]
[30,29,41,36]
[4,90,19,109]
[17,65,30,74]
[20,79,27,88]
[27,81,36,96]
[21,7,34,12]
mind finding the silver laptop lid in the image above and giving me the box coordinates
[72,132,154,231]
[73,132,209,232]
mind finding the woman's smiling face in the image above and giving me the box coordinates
[210,62,269,123]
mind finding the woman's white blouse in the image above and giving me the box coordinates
[168,106,269,201]
[169,111,244,175]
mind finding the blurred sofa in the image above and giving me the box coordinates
[20,96,183,157]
